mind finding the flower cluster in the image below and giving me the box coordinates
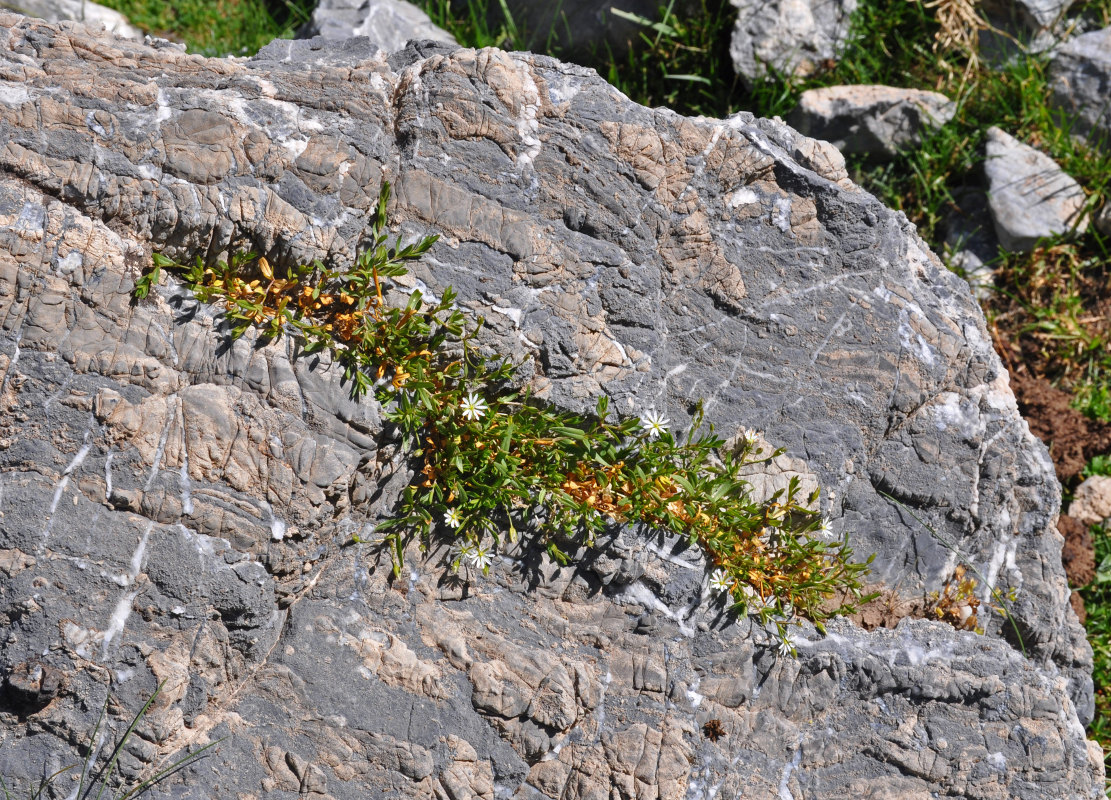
[135,182,874,640]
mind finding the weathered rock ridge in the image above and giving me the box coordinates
[0,16,1102,799]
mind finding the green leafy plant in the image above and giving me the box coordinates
[134,183,873,642]
[1084,455,1111,479]
[0,681,219,800]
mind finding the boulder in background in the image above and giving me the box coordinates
[984,126,1088,252]
[729,0,857,87]
[788,84,956,159]
[297,0,456,50]
[1049,26,1111,148]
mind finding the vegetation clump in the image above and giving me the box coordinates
[135,183,873,644]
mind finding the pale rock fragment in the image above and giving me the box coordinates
[984,126,1087,252]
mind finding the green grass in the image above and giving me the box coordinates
[1082,522,1111,774]
[1085,455,1111,479]
[96,0,314,56]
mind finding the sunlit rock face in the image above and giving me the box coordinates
[0,15,1102,800]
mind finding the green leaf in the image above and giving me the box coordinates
[1096,554,1111,584]
[609,6,678,36]
[664,73,712,85]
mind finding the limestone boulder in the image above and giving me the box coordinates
[942,188,1000,298]
[297,0,457,50]
[788,84,956,159]
[0,15,1101,800]
[984,126,1087,252]
[1070,476,1111,527]
[729,0,856,87]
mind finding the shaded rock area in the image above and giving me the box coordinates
[729,0,857,87]
[297,0,456,50]
[942,188,1000,297]
[787,84,956,159]
[459,0,695,61]
[1096,201,1111,236]
[984,126,1088,252]
[0,15,1102,800]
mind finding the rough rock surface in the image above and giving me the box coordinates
[297,0,456,50]
[1049,26,1111,146]
[0,0,142,38]
[729,0,857,87]
[788,84,956,159]
[984,126,1087,252]
[0,15,1101,800]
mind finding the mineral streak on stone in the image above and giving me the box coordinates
[729,0,857,88]
[1049,25,1111,148]
[984,126,1088,252]
[788,84,957,160]
[0,15,1102,799]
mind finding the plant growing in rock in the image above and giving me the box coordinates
[134,183,873,639]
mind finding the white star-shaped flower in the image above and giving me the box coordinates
[816,517,834,540]
[640,410,669,439]
[460,392,488,421]
[741,427,759,446]
[467,543,493,571]
[776,634,795,659]
[444,508,462,529]
[708,568,734,594]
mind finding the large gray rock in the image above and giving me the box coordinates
[788,84,956,159]
[729,0,856,87]
[298,0,456,50]
[984,126,1088,252]
[0,15,1101,800]
[1049,26,1111,147]
[0,0,142,38]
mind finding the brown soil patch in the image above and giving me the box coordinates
[1059,513,1096,587]
[1008,372,1111,483]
